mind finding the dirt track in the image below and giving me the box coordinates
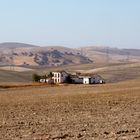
[0,81,140,140]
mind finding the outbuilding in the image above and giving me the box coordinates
[52,71,69,84]
[83,77,91,84]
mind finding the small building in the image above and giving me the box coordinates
[52,71,69,84]
[73,74,105,84]
[70,75,83,84]
[39,79,46,83]
[91,74,105,84]
[83,77,91,84]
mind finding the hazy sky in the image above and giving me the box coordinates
[0,0,140,48]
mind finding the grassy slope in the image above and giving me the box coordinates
[36,62,140,83]
[0,69,32,82]
[0,62,140,83]
[74,62,140,83]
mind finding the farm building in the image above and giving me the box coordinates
[71,74,105,84]
[82,75,105,84]
[52,71,69,84]
[70,75,83,84]
[83,77,91,84]
[38,71,105,84]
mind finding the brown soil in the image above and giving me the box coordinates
[0,80,140,140]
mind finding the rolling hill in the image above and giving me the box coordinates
[0,69,33,83]
[0,42,140,83]
[77,46,140,63]
[0,42,140,66]
[0,42,39,49]
[0,43,92,66]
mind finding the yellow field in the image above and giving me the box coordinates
[0,80,140,139]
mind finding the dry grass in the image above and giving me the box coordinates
[0,80,140,139]
[0,62,140,83]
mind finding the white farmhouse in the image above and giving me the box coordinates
[83,77,91,84]
[52,71,68,84]
[78,74,105,84]
[40,71,105,84]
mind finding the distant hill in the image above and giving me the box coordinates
[122,49,140,56]
[48,46,140,63]
[0,42,39,49]
[77,46,140,63]
[80,46,140,56]
[0,42,140,66]
[0,43,92,66]
[0,42,140,84]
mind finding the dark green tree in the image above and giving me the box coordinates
[32,73,41,82]
[47,72,53,78]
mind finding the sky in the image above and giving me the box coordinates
[0,0,140,49]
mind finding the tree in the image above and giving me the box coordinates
[47,72,53,78]
[32,73,41,82]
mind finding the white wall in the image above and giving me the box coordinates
[52,72,68,83]
[83,77,90,84]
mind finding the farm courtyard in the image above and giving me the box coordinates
[0,80,140,140]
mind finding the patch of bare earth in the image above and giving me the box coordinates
[0,80,140,139]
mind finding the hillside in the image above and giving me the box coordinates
[41,46,140,63]
[0,42,140,66]
[74,62,140,83]
[0,42,39,49]
[78,46,140,63]
[0,62,139,83]
[0,43,92,66]
[0,69,32,83]
[0,42,140,84]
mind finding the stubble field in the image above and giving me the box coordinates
[0,80,140,140]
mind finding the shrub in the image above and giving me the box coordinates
[47,72,53,78]
[32,73,41,82]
